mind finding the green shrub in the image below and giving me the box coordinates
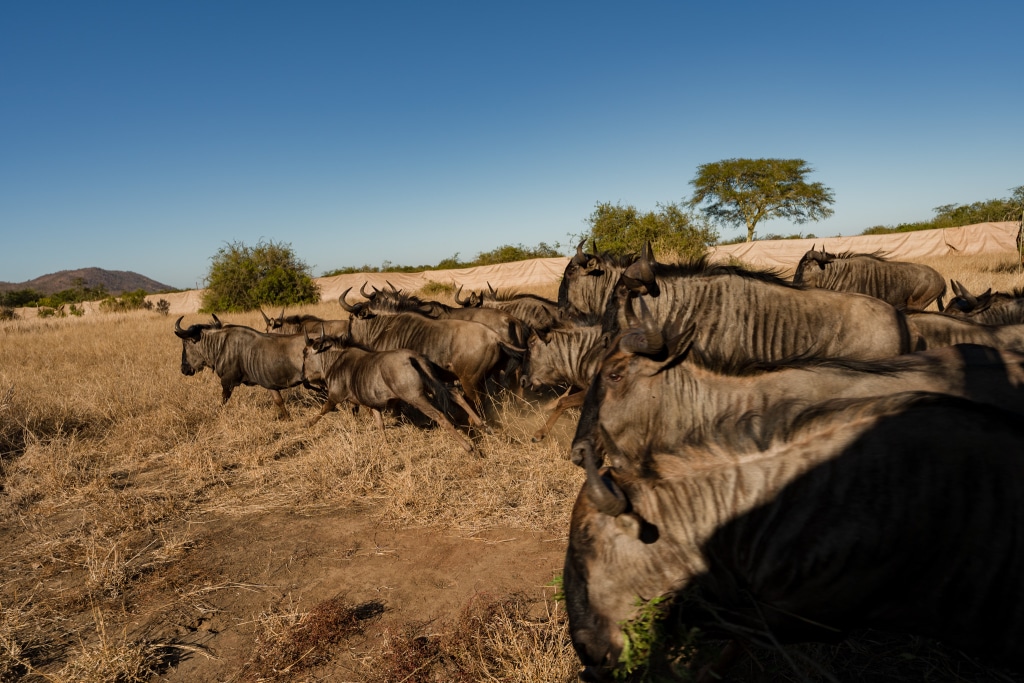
[0,289,40,308]
[420,281,453,296]
[580,202,717,261]
[98,290,153,313]
[155,299,170,316]
[201,240,321,313]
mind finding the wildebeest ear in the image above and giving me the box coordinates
[615,512,643,540]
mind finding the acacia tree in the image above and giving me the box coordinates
[689,158,835,242]
[579,201,718,260]
[201,239,320,312]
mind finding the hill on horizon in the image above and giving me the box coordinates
[0,267,177,296]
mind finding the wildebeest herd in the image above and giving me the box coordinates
[175,242,1024,680]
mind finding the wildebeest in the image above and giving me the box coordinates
[455,282,561,335]
[792,248,946,310]
[519,325,611,441]
[945,280,1024,325]
[339,312,523,415]
[558,240,639,320]
[564,392,1024,680]
[907,310,1024,352]
[300,333,482,453]
[600,248,912,364]
[575,329,1024,480]
[340,285,529,350]
[570,296,1024,475]
[260,308,350,337]
[174,315,307,419]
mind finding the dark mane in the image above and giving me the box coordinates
[283,314,325,324]
[824,250,890,261]
[491,290,555,304]
[653,255,791,287]
[994,287,1024,300]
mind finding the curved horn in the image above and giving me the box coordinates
[387,280,398,293]
[572,239,588,266]
[339,287,360,312]
[580,440,628,517]
[622,241,657,294]
[487,281,497,297]
[954,280,978,306]
[210,314,223,327]
[173,316,191,339]
[360,281,376,300]
[454,284,469,306]
[260,308,270,325]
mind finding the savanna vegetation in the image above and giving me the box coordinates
[200,240,321,313]
[321,241,565,277]
[4,251,1024,682]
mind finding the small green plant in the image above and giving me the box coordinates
[547,574,565,603]
[613,596,711,682]
[155,299,170,316]
[0,307,16,321]
[420,281,453,296]
[616,596,669,680]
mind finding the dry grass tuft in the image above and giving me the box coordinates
[366,589,575,683]
[242,596,385,682]
[54,605,176,683]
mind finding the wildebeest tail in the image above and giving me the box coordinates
[409,355,455,419]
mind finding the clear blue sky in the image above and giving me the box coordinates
[2,1,1022,290]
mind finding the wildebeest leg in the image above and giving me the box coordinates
[371,408,385,431]
[458,376,485,422]
[269,390,292,420]
[531,388,585,442]
[220,382,235,405]
[413,401,478,454]
[448,389,484,428]
[308,398,337,427]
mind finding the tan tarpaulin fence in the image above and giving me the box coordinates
[708,221,1020,273]
[17,222,1021,317]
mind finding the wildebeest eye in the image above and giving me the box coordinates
[607,372,622,382]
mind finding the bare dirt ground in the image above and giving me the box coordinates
[148,509,566,682]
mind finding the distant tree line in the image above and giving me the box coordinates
[0,279,110,308]
[321,242,564,277]
[861,185,1024,236]
[0,277,170,315]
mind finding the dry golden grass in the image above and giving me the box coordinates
[2,253,1024,682]
[0,290,583,682]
